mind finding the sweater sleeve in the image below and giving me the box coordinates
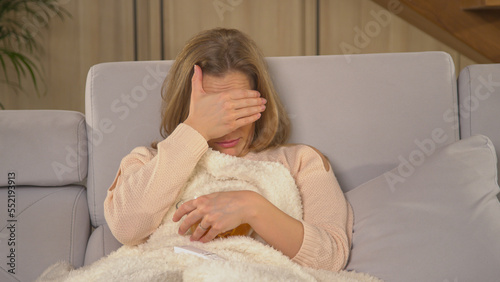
[104,123,208,245]
[289,145,353,271]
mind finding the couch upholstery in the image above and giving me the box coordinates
[459,63,500,180]
[1,52,499,281]
[83,51,459,264]
[0,110,90,282]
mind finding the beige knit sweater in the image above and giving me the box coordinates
[104,123,353,271]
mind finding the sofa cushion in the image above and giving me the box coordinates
[345,135,500,281]
[268,51,459,192]
[84,224,122,266]
[0,110,87,186]
[0,185,90,282]
[86,52,459,228]
[458,63,500,183]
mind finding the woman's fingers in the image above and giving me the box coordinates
[226,89,261,100]
[172,199,195,222]
[174,210,202,236]
[173,196,215,236]
[190,220,214,242]
[191,65,205,99]
[188,213,227,242]
[185,66,265,140]
[220,94,266,125]
[173,192,252,242]
[234,104,266,121]
[198,225,220,243]
[230,97,267,111]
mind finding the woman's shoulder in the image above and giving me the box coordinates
[252,144,330,172]
[120,145,158,165]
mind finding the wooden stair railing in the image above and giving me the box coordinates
[370,0,500,63]
[462,0,500,10]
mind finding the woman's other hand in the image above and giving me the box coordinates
[172,190,303,259]
[183,65,266,141]
[172,190,259,243]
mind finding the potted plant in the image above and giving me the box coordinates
[0,0,70,109]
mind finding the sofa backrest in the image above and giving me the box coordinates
[459,63,500,181]
[0,110,90,281]
[85,52,459,228]
[85,61,169,227]
[0,110,88,186]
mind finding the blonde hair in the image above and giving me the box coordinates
[154,28,290,151]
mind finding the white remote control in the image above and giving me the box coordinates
[174,245,225,261]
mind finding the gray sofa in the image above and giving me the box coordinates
[1,52,499,281]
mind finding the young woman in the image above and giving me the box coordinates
[104,28,353,272]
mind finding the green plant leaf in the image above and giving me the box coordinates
[0,52,9,81]
[0,48,43,96]
[6,51,23,85]
[0,0,70,108]
[17,53,40,95]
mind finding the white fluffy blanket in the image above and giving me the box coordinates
[38,149,380,282]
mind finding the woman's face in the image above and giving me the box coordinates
[203,71,255,157]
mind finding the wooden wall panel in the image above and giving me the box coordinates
[372,0,500,62]
[162,0,317,59]
[1,0,135,112]
[1,0,486,111]
[459,55,478,74]
[318,0,475,74]
[136,0,163,60]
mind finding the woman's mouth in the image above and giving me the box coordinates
[216,138,240,148]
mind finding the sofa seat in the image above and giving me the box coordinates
[0,110,90,281]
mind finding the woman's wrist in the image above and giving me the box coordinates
[182,119,209,141]
[242,191,267,226]
[242,190,304,258]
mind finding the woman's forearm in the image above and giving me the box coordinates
[105,124,208,245]
[245,192,304,258]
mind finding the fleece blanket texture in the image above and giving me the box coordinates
[38,149,380,282]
